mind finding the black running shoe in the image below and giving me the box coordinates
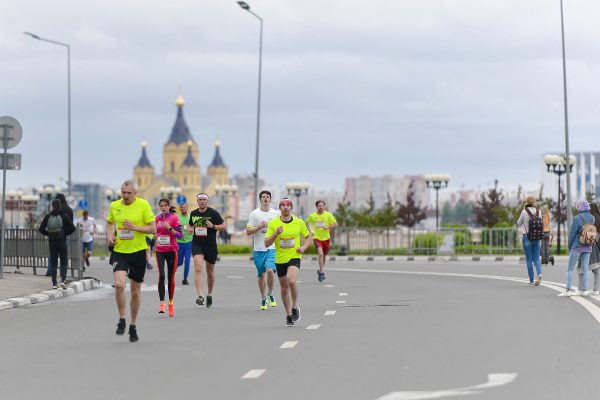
[182,279,189,285]
[195,295,204,306]
[128,325,139,342]
[206,294,213,308]
[286,315,294,327]
[116,318,126,335]
[291,307,301,322]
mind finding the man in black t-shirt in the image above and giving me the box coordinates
[189,193,226,308]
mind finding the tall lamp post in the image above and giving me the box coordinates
[237,1,263,210]
[286,182,310,219]
[424,174,450,230]
[544,153,576,255]
[559,0,573,229]
[24,31,72,196]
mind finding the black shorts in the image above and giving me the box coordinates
[192,242,218,264]
[275,258,301,278]
[111,250,147,283]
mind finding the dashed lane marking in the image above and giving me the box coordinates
[324,310,336,316]
[226,276,245,279]
[280,341,298,349]
[338,293,348,297]
[241,369,266,379]
[306,324,321,330]
[336,300,346,304]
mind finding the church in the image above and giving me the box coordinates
[132,95,236,220]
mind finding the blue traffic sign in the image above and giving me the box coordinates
[177,194,187,205]
[78,199,88,209]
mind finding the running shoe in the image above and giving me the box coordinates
[534,275,542,287]
[85,258,90,267]
[260,299,268,310]
[528,282,535,287]
[128,325,139,342]
[206,294,213,308]
[321,272,326,282]
[558,289,580,297]
[182,279,189,285]
[196,295,204,306]
[159,303,165,313]
[59,281,67,290]
[317,271,323,282]
[592,290,600,295]
[268,294,277,308]
[581,290,590,297]
[116,318,126,335]
[52,285,58,290]
[291,307,301,322]
[146,263,153,270]
[286,315,294,327]
[168,304,174,317]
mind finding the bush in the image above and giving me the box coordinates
[217,244,252,254]
[412,233,444,255]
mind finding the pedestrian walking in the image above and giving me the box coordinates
[46,193,73,277]
[577,202,600,295]
[155,198,182,317]
[516,196,544,287]
[39,199,76,289]
[107,180,156,342]
[540,206,554,266]
[265,198,312,327]
[558,200,597,297]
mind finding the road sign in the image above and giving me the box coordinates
[0,116,23,149]
[177,194,187,205]
[0,153,21,170]
[78,199,88,209]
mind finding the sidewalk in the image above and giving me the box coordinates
[0,266,100,311]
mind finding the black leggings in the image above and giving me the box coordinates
[156,251,178,301]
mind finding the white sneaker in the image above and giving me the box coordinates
[591,291,600,295]
[581,290,590,296]
[558,289,579,297]
[571,290,581,296]
[58,282,67,290]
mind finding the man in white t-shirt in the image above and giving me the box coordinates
[246,190,280,310]
[77,210,96,270]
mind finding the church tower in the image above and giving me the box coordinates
[206,140,229,188]
[133,140,155,195]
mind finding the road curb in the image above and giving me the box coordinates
[0,278,99,312]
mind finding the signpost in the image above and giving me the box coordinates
[0,116,23,279]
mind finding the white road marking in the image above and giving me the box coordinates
[306,324,321,330]
[336,300,346,304]
[324,284,335,288]
[226,275,245,279]
[280,341,298,349]
[324,310,336,316]
[376,372,518,400]
[338,292,348,297]
[241,369,266,379]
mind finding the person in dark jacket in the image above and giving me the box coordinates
[55,193,74,222]
[39,199,76,289]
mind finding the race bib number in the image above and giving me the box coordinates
[315,221,326,228]
[195,227,208,237]
[118,229,134,240]
[157,235,170,246]
[280,237,295,249]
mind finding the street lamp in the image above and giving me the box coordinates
[215,184,238,217]
[237,1,263,210]
[424,174,450,230]
[37,185,61,212]
[160,186,182,202]
[24,31,72,196]
[544,153,576,255]
[559,0,573,229]
[286,182,310,219]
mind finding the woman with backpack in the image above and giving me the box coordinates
[558,199,596,297]
[577,202,600,294]
[516,196,543,287]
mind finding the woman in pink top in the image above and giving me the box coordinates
[155,198,182,317]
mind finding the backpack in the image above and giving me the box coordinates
[579,215,597,245]
[525,208,543,241]
[47,214,64,239]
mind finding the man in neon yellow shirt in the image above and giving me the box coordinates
[265,198,312,327]
[107,180,156,342]
[306,200,338,282]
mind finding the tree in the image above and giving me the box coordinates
[374,194,397,227]
[397,180,428,228]
[350,193,378,227]
[473,179,504,227]
[334,199,354,228]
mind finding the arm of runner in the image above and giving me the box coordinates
[107,222,115,245]
[122,219,156,234]
[296,230,313,254]
[265,225,283,248]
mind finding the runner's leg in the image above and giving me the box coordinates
[156,252,166,302]
[114,270,127,319]
[279,273,291,316]
[130,280,142,325]
[193,254,205,296]
[206,262,216,294]
[168,251,177,301]
[287,266,300,309]
[317,246,325,274]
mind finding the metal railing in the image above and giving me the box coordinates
[2,228,84,278]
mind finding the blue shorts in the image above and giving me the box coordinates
[253,250,276,277]
[83,241,94,252]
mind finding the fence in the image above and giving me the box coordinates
[2,228,84,278]
[334,227,529,256]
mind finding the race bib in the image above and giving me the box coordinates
[118,229,134,240]
[280,237,295,249]
[195,227,208,237]
[157,235,170,246]
[315,221,326,228]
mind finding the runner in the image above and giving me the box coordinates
[155,198,182,317]
[107,180,156,342]
[265,198,312,327]
[177,202,193,285]
[77,210,96,271]
[189,193,226,308]
[306,200,338,282]
[246,190,280,310]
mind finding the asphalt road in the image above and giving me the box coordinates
[1,257,599,399]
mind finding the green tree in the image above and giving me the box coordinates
[473,180,504,227]
[374,194,397,227]
[397,180,428,252]
[334,199,354,228]
[351,193,378,227]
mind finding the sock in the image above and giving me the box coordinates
[169,300,173,305]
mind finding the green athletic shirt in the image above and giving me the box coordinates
[177,213,192,243]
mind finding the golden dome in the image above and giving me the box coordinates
[187,139,193,147]
[175,95,185,107]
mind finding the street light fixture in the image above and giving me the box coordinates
[424,174,450,230]
[160,186,182,202]
[286,182,310,219]
[24,31,72,196]
[215,184,238,217]
[544,153,576,255]
[559,0,573,229]
[236,1,263,210]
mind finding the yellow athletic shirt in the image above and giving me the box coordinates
[306,211,337,241]
[266,216,310,264]
[107,197,154,254]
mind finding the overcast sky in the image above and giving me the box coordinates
[2,0,599,194]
